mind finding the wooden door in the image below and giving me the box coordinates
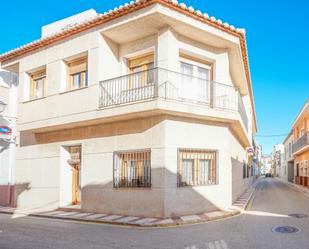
[72,164,81,205]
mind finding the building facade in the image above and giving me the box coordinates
[272,144,284,178]
[0,70,18,206]
[293,99,309,186]
[0,0,257,218]
[260,155,272,175]
[281,132,294,183]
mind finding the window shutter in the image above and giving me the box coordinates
[69,60,87,75]
[129,53,154,68]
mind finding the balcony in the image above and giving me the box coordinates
[293,132,309,154]
[99,68,249,133]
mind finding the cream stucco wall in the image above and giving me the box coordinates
[14,116,251,217]
[15,25,251,145]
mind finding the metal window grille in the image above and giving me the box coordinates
[113,150,151,188]
[178,149,217,187]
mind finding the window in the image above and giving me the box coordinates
[243,163,246,179]
[178,149,217,187]
[67,57,88,90]
[179,55,211,103]
[113,150,151,188]
[299,128,305,139]
[128,53,154,88]
[29,69,46,100]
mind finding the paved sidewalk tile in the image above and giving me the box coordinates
[131,218,158,224]
[86,214,108,220]
[153,218,174,225]
[44,211,65,216]
[69,213,93,218]
[114,216,140,223]
[207,211,225,219]
[180,215,201,222]
[57,212,79,217]
[100,215,122,221]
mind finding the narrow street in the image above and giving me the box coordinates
[1,178,309,249]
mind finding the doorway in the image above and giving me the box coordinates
[66,145,81,205]
[296,163,299,177]
[288,161,294,183]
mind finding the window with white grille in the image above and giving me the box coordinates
[113,150,151,188]
[178,149,217,187]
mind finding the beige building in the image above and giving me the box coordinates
[281,132,294,183]
[0,0,257,218]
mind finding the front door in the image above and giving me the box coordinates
[66,145,81,205]
[72,163,81,205]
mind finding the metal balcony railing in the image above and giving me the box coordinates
[293,132,309,153]
[99,68,249,132]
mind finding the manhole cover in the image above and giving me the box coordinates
[272,226,300,234]
[288,213,308,218]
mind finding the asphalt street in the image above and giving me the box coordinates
[1,178,309,249]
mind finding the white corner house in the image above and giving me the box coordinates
[0,0,257,218]
[0,69,18,206]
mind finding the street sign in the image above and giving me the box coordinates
[246,147,254,156]
[0,126,12,135]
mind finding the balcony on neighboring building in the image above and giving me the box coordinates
[99,67,249,133]
[293,132,309,154]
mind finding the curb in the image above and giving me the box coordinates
[0,181,260,228]
[0,208,241,228]
[287,181,309,198]
[243,187,256,211]
[231,178,259,213]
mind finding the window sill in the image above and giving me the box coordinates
[59,86,89,95]
[23,96,46,103]
[113,187,152,190]
[178,184,218,188]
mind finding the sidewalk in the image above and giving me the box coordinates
[0,183,257,227]
[231,181,258,212]
[287,181,309,198]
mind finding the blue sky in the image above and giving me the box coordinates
[1,0,308,154]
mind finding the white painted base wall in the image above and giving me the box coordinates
[14,118,254,217]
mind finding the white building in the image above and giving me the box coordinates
[281,132,294,182]
[0,70,18,206]
[260,155,272,175]
[0,1,257,217]
[272,144,284,178]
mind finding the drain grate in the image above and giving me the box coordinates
[272,226,300,234]
[288,213,308,218]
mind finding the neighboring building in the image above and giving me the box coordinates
[272,144,284,178]
[260,155,272,175]
[281,131,294,183]
[0,70,18,206]
[0,1,257,218]
[292,99,309,186]
[254,143,262,176]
